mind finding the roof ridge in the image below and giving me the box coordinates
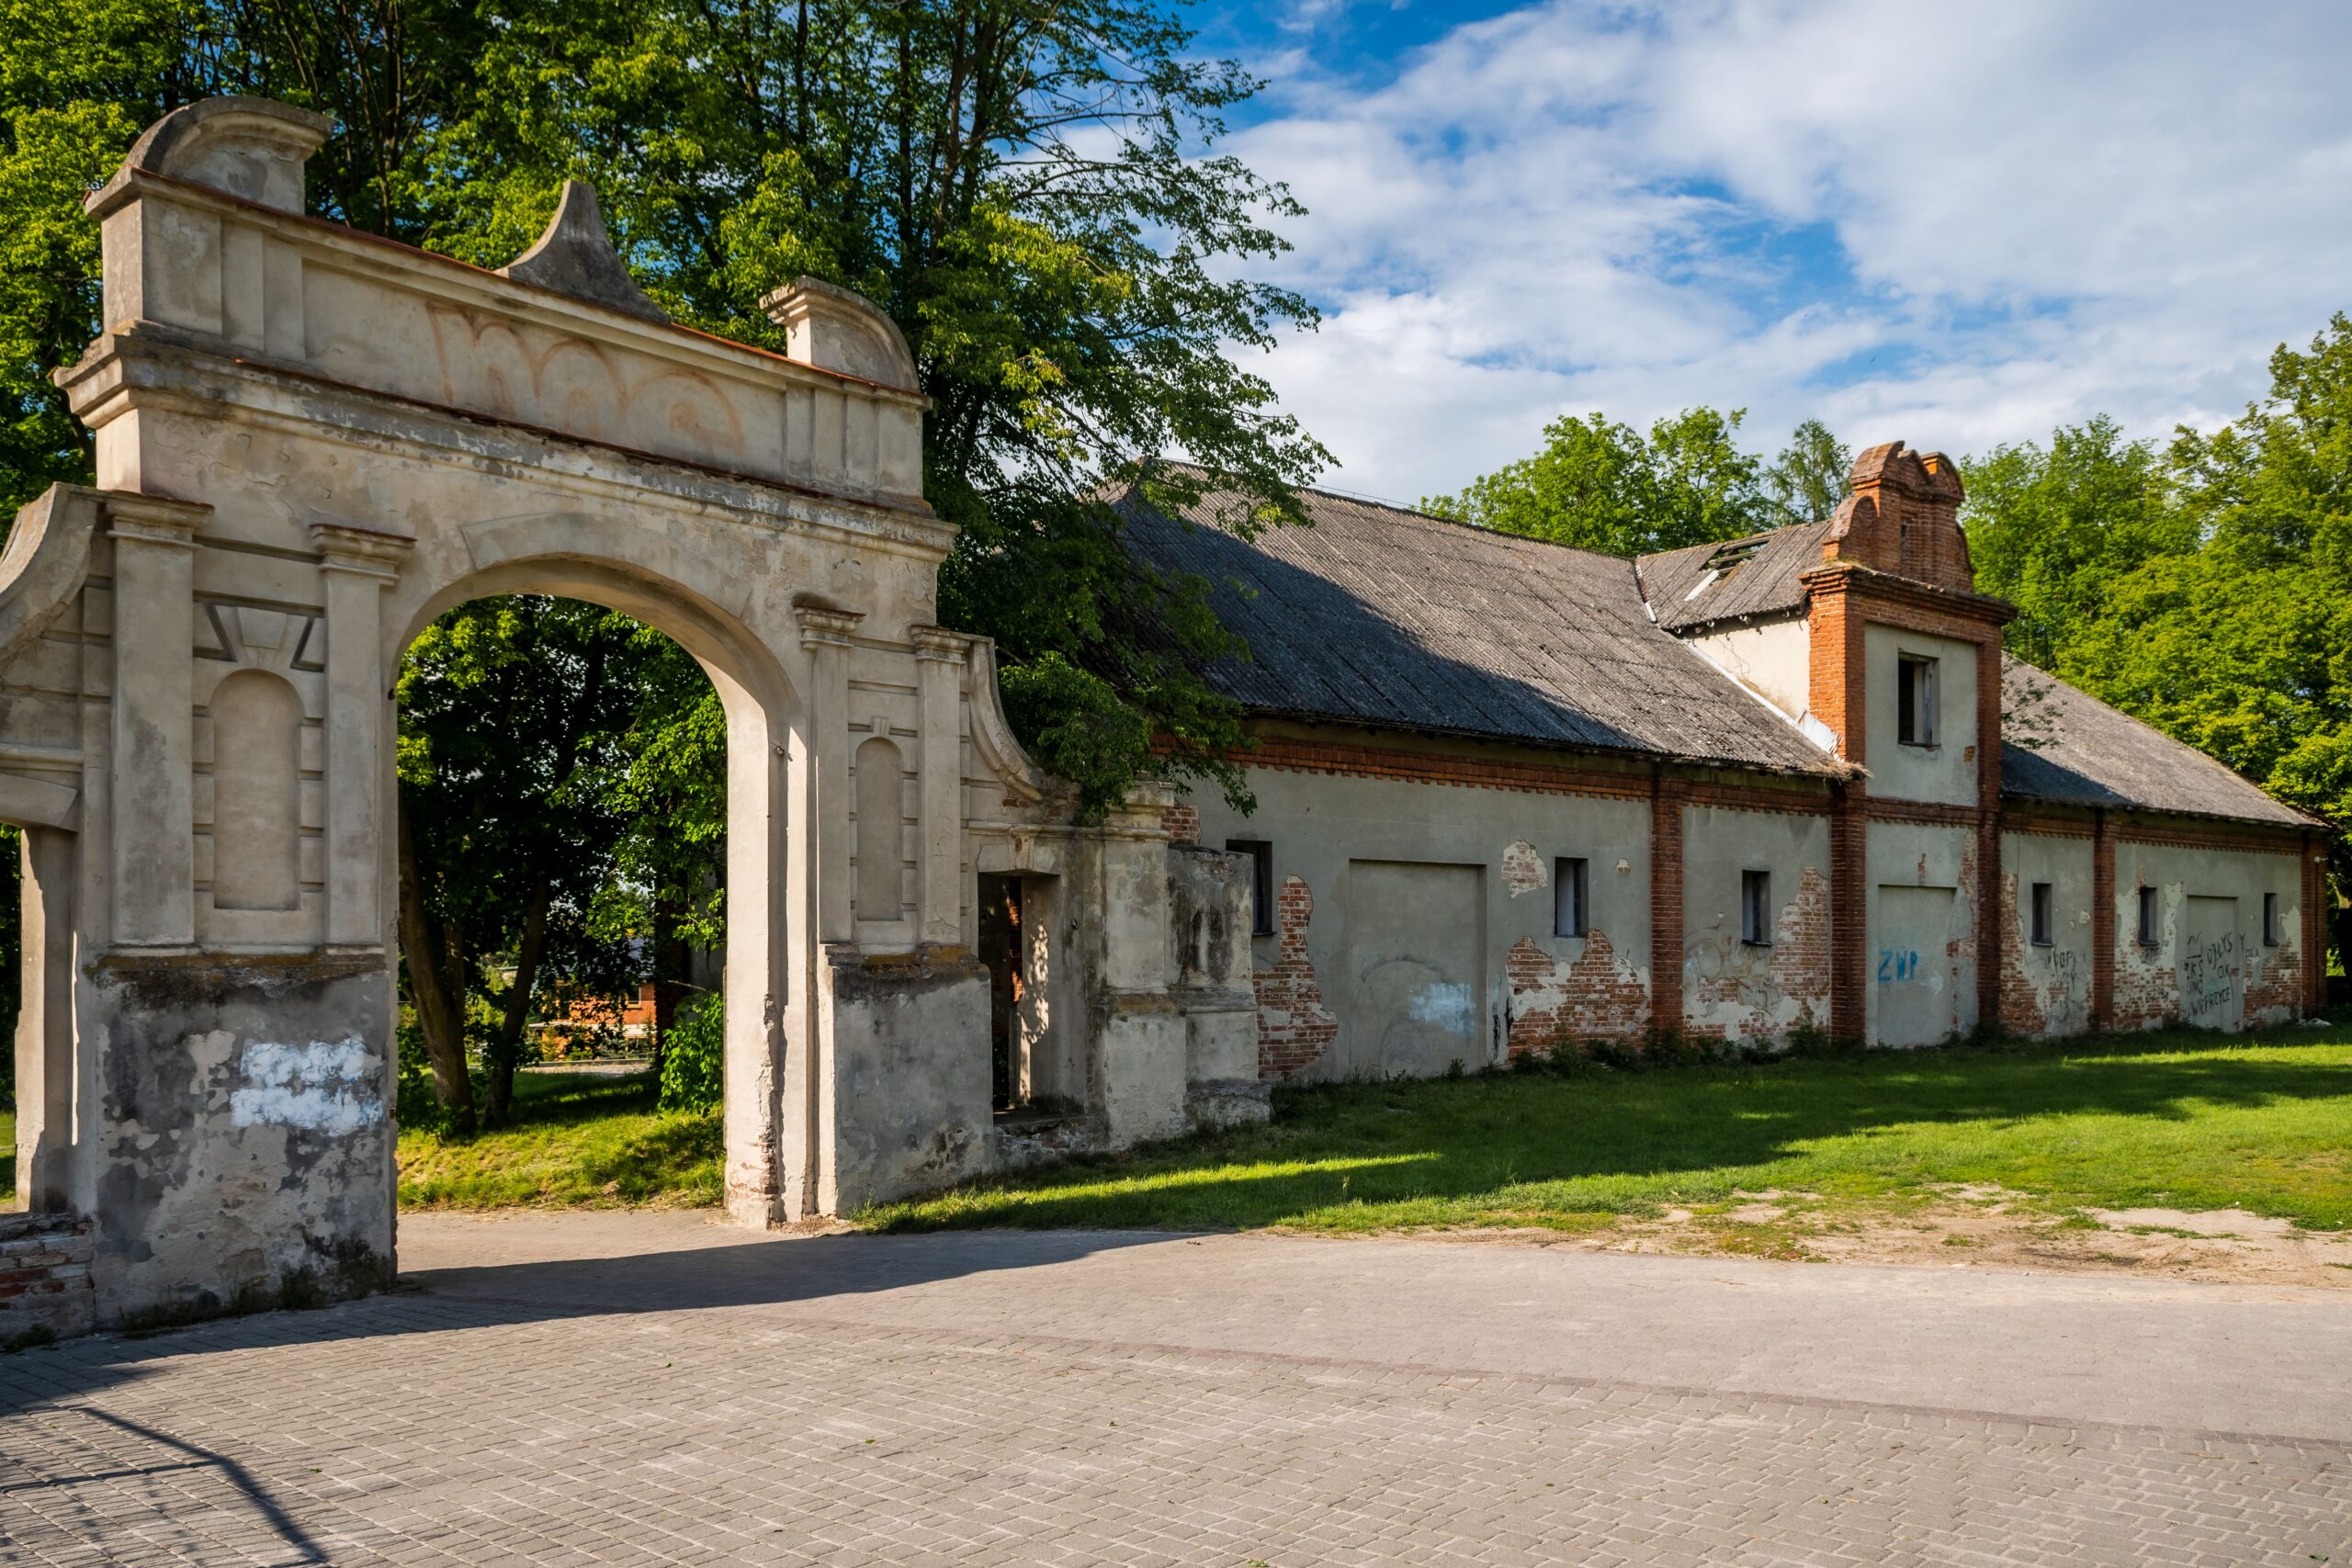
[1140,457,1654,570]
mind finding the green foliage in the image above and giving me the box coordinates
[1962,415,2192,669]
[1962,321,2352,971]
[1762,417,1853,526]
[1420,407,1770,556]
[397,596,713,1128]
[656,993,724,1113]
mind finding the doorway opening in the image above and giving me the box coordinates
[391,592,728,1207]
[978,872,1071,1124]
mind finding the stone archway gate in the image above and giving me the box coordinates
[1,98,1259,1331]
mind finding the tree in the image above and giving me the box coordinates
[1762,418,1851,526]
[396,597,690,1131]
[1961,416,2193,669]
[1962,326,2352,976]
[582,634,729,1070]
[0,0,1327,1116]
[1420,407,1767,556]
[419,0,1325,808]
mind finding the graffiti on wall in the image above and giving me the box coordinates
[2180,931,2239,1023]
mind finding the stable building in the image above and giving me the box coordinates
[1119,446,2328,1076]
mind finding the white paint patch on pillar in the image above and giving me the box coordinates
[231,1037,385,1134]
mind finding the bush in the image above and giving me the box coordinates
[658,993,724,1112]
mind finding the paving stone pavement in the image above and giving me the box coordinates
[4,1214,2350,1566]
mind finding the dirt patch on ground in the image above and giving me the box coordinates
[1420,1187,2352,1287]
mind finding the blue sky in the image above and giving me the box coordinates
[1165,1,2352,504]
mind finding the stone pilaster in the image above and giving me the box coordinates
[309,524,412,952]
[795,603,865,947]
[910,626,967,946]
[105,493,208,949]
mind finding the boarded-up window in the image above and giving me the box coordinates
[854,736,904,922]
[2137,886,2160,948]
[210,669,303,911]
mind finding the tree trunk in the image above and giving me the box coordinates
[648,880,689,1082]
[480,875,552,1129]
[397,794,475,1135]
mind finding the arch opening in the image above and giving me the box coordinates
[387,557,799,1230]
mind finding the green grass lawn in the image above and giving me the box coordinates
[9,1027,2350,1238]
[862,1025,2352,1237]
[396,1067,720,1210]
[1,1107,13,1204]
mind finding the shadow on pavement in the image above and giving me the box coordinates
[0,1225,1176,1420]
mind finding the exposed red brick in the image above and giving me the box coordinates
[1686,866,1831,1042]
[1819,443,1973,592]
[1650,772,1686,1036]
[1504,931,1650,1055]
[1161,803,1201,846]
[1253,874,1338,1080]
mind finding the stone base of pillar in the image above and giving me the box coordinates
[809,944,992,1214]
[81,953,396,1329]
[1094,990,1187,1149]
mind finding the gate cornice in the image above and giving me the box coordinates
[59,327,962,563]
[78,136,929,513]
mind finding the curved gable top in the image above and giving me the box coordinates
[760,277,920,392]
[117,96,330,214]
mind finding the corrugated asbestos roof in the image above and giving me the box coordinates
[2001,657,2316,829]
[1112,472,2307,829]
[1635,522,1830,631]
[1115,476,1836,774]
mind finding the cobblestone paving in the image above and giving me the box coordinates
[5,1236,2350,1566]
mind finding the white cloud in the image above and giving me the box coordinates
[1230,0,2352,502]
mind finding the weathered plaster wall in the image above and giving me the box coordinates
[1164,844,1266,1127]
[1682,615,1819,736]
[80,958,396,1320]
[1863,820,1981,1046]
[1681,805,1832,1043]
[816,949,991,1212]
[1862,625,1978,807]
[1183,743,1656,1079]
[2112,840,2304,1032]
[1998,830,2095,1038]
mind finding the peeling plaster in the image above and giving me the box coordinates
[229,1036,385,1135]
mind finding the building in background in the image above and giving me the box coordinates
[1118,445,2326,1077]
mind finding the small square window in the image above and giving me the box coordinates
[1741,869,1772,946]
[2136,886,2160,948]
[1555,857,1589,938]
[2030,882,2053,947]
[1227,840,1274,937]
[2263,892,2280,947]
[1897,654,1939,747]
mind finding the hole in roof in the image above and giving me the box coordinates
[1701,536,1767,575]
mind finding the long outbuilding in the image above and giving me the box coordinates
[1112,448,2326,1077]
